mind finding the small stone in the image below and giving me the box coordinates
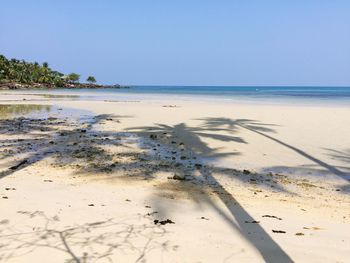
[194,163,202,169]
[245,220,260,224]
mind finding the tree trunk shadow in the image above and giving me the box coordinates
[200,168,294,263]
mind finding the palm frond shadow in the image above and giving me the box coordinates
[127,122,245,159]
[198,117,350,186]
[0,114,293,262]
[123,120,293,262]
[325,148,350,164]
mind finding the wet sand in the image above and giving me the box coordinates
[0,93,349,262]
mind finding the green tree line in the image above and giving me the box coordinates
[0,54,96,86]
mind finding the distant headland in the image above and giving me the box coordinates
[0,54,128,90]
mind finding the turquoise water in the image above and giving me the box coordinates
[60,86,350,99]
[3,86,350,105]
[119,86,350,99]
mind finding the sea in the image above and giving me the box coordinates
[2,86,350,106]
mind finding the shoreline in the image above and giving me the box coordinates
[2,87,350,108]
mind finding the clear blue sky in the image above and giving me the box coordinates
[1,0,349,86]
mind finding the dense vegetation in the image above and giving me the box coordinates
[0,54,96,87]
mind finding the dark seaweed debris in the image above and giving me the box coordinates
[272,230,286,234]
[154,219,175,225]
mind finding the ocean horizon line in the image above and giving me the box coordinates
[129,85,350,88]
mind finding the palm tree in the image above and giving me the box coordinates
[86,76,96,84]
[0,54,83,87]
[67,73,80,83]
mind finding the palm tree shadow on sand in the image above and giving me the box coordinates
[127,120,293,262]
[198,117,350,184]
[0,114,294,262]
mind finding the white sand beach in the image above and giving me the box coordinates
[0,92,349,262]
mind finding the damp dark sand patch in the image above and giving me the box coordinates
[0,111,103,179]
[0,104,96,174]
[0,111,135,179]
[0,93,80,99]
[20,93,80,99]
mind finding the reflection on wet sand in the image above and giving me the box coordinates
[0,93,79,99]
[0,104,51,119]
[21,93,79,99]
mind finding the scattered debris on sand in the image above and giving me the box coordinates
[262,215,283,220]
[154,219,175,225]
[272,230,286,234]
[9,160,28,170]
